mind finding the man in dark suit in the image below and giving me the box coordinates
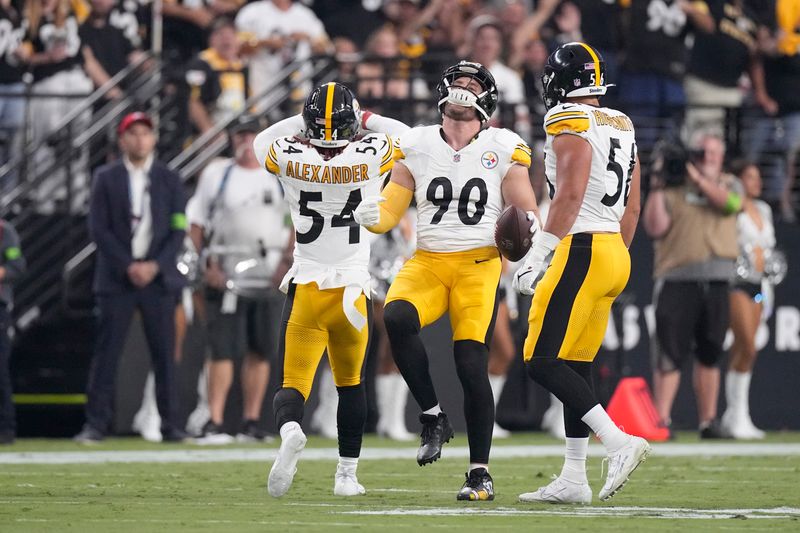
[0,220,26,445]
[75,112,188,443]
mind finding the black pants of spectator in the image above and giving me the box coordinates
[85,284,178,434]
[0,306,14,435]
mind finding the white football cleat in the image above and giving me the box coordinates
[519,475,592,504]
[599,435,651,501]
[267,423,307,498]
[721,409,766,440]
[132,407,162,443]
[334,465,366,496]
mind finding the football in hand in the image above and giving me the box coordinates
[494,205,534,261]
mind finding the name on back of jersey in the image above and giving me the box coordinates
[591,110,634,132]
[265,133,394,184]
[284,161,371,184]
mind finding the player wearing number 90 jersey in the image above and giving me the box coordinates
[353,61,539,502]
[252,82,406,500]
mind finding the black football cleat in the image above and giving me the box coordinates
[457,467,495,501]
[416,412,454,466]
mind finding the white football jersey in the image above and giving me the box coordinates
[259,133,394,291]
[396,125,531,253]
[543,102,637,234]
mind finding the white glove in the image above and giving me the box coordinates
[525,210,541,238]
[512,231,561,296]
[354,195,384,227]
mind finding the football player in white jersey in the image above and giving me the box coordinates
[252,82,407,498]
[512,42,648,505]
[353,61,539,501]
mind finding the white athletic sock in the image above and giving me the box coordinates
[581,404,629,453]
[389,374,412,434]
[727,370,751,416]
[469,463,488,473]
[423,404,442,416]
[488,374,506,407]
[375,374,392,434]
[338,456,358,469]
[560,437,589,484]
[279,421,301,439]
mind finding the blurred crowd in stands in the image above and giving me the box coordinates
[0,0,799,219]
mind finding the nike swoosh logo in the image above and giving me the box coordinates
[475,259,492,264]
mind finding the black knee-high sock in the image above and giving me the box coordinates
[454,340,493,465]
[337,384,366,458]
[273,387,305,429]
[563,361,593,438]
[526,357,598,417]
[383,300,438,411]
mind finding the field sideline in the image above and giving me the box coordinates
[2,433,799,532]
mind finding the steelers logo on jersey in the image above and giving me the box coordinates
[481,151,499,169]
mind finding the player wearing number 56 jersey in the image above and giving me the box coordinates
[512,43,649,506]
[252,82,407,499]
[353,61,539,502]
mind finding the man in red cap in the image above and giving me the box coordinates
[75,112,188,443]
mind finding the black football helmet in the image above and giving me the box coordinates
[436,61,498,122]
[303,82,361,148]
[541,42,611,110]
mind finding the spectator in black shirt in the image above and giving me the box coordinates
[24,0,94,212]
[162,0,243,66]
[0,0,27,173]
[683,0,765,140]
[520,38,548,121]
[110,0,150,49]
[511,0,622,108]
[745,0,800,222]
[310,0,385,49]
[185,17,248,135]
[80,0,143,100]
[618,0,714,148]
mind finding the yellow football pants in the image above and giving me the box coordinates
[385,246,501,343]
[524,233,630,363]
[281,283,370,399]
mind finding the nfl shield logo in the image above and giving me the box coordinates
[454,154,461,162]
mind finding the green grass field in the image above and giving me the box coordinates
[2,433,799,532]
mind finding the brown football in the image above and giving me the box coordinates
[494,205,533,261]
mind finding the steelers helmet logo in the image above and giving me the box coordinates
[481,151,498,169]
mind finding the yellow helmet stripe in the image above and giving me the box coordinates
[578,42,601,86]
[324,82,335,141]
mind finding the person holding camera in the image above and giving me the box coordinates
[643,133,743,439]
[187,115,293,443]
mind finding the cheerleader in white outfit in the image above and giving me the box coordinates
[723,162,777,439]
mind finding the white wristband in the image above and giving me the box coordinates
[536,231,561,255]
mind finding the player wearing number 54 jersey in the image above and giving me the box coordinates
[512,42,649,506]
[353,61,539,501]
[253,82,407,499]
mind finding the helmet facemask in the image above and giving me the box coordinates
[436,61,498,123]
